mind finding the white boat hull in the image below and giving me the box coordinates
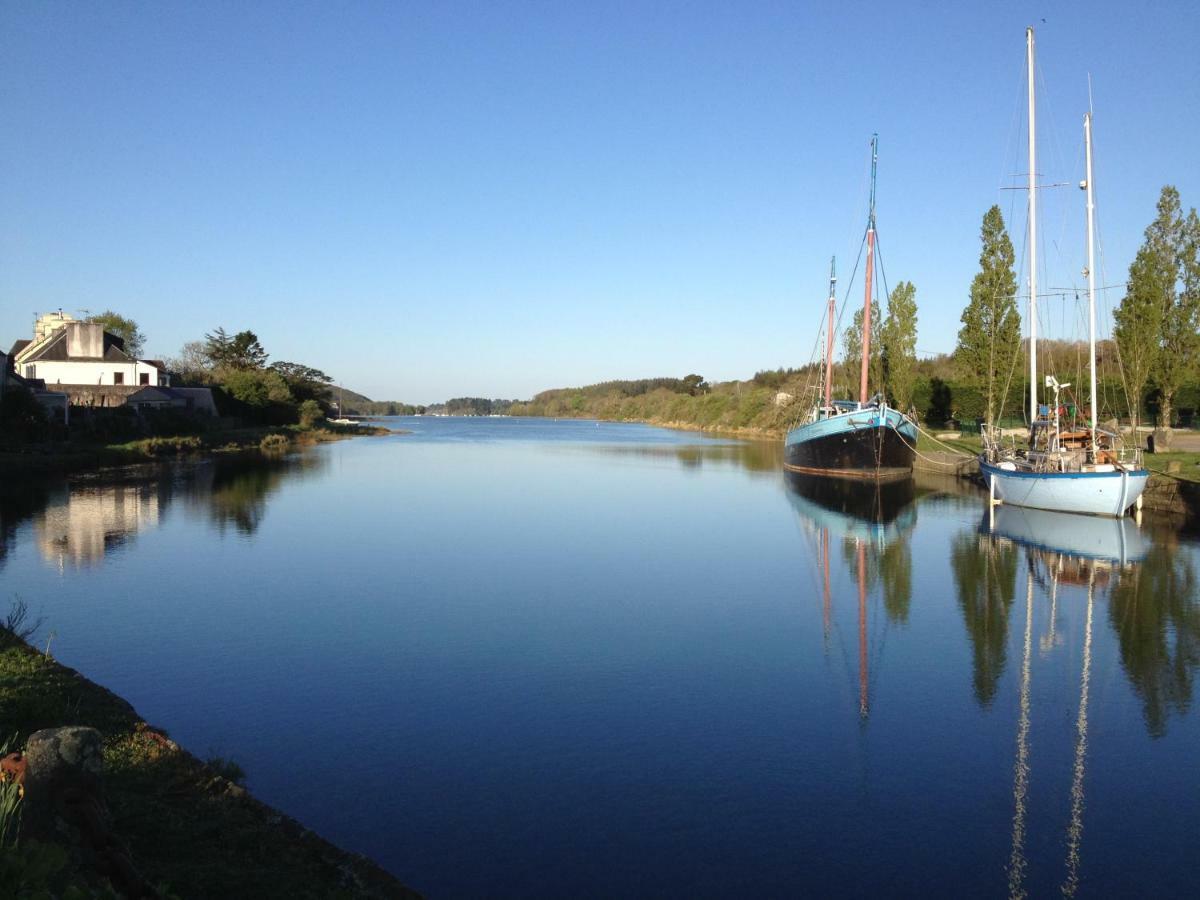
[980,459,1149,518]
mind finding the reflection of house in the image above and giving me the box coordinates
[9,313,168,408]
[35,484,160,568]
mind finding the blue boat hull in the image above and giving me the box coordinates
[784,407,916,480]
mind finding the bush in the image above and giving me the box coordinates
[298,399,323,429]
[0,389,48,444]
[259,433,290,452]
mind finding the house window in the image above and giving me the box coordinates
[140,372,150,385]
[113,372,124,385]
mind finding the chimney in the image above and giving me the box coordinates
[66,321,105,359]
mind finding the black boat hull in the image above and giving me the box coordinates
[784,422,914,481]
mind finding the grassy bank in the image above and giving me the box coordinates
[0,421,391,477]
[1,612,420,898]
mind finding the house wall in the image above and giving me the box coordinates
[21,359,166,388]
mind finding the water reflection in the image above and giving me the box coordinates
[0,481,51,571]
[976,505,1196,896]
[1107,534,1200,738]
[0,451,327,568]
[35,480,164,568]
[178,453,324,536]
[784,474,917,717]
[953,528,1019,706]
[560,439,784,477]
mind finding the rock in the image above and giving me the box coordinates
[21,726,105,840]
[774,391,793,407]
[21,726,155,898]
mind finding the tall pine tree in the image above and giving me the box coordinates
[956,206,1021,425]
[882,281,918,412]
[843,299,882,397]
[1115,186,1200,429]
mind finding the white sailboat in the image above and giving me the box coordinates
[979,27,1148,518]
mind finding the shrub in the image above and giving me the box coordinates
[298,399,323,429]
[259,433,290,453]
[0,389,48,444]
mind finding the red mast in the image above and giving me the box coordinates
[824,257,837,411]
[859,135,879,406]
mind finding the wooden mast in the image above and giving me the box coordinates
[859,135,878,406]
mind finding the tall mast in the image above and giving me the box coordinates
[1027,27,1039,425]
[1083,112,1098,450]
[824,256,837,410]
[859,134,878,406]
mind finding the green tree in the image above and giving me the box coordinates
[204,328,269,370]
[270,361,333,405]
[844,299,882,395]
[956,206,1021,425]
[682,374,709,396]
[89,310,145,357]
[882,281,918,412]
[1115,244,1167,429]
[221,368,292,407]
[166,340,212,384]
[1155,196,1200,428]
[298,399,324,429]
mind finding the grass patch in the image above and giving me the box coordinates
[1146,451,1200,482]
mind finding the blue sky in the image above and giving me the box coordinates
[2,1,1197,404]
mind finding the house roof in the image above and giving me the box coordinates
[8,339,31,358]
[127,386,177,404]
[17,328,133,364]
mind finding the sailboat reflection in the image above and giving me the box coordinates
[784,473,916,717]
[982,504,1144,897]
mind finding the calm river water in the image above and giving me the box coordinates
[2,417,1199,898]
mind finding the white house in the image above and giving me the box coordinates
[10,314,168,393]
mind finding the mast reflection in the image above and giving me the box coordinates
[784,473,916,718]
[981,505,1147,897]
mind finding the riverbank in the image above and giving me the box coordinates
[0,620,421,898]
[0,421,393,477]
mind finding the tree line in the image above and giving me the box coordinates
[957,186,1200,429]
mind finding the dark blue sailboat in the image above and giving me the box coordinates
[784,136,917,481]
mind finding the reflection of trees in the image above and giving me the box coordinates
[952,533,1018,706]
[201,457,299,535]
[1108,541,1200,737]
[879,540,912,624]
[0,481,50,570]
[582,441,784,476]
